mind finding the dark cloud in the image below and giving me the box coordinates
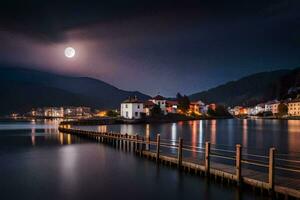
[0,0,300,96]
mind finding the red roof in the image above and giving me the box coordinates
[122,97,144,103]
[144,101,156,107]
[152,95,165,100]
[166,100,178,106]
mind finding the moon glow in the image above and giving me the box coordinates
[64,47,75,58]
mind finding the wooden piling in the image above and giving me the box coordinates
[236,144,242,186]
[135,135,139,153]
[140,137,145,156]
[178,137,183,168]
[156,134,160,163]
[269,147,276,192]
[146,136,150,151]
[133,135,137,151]
[205,141,210,176]
[125,133,128,151]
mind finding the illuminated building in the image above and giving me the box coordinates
[143,100,156,116]
[149,95,167,115]
[166,100,178,113]
[288,99,300,116]
[121,96,144,119]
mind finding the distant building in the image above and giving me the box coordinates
[44,107,64,117]
[149,95,167,115]
[121,97,144,119]
[264,100,280,114]
[30,106,91,118]
[166,100,178,114]
[288,99,300,116]
[143,100,156,116]
[228,106,248,116]
[64,106,91,117]
[252,104,265,115]
[31,108,44,117]
[189,101,205,115]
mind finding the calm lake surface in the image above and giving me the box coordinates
[74,119,300,154]
[1,119,299,200]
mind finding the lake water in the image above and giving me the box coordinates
[1,119,299,200]
[73,119,300,154]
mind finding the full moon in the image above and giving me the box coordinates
[64,47,75,58]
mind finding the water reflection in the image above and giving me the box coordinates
[67,134,72,145]
[69,119,300,154]
[31,127,36,146]
[98,125,107,133]
[191,121,197,155]
[288,120,300,153]
[120,124,135,135]
[242,119,248,148]
[199,120,203,147]
[59,132,64,145]
[171,123,177,145]
[0,120,274,200]
[210,120,217,145]
[146,124,150,139]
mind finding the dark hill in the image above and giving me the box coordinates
[0,66,150,115]
[189,68,300,106]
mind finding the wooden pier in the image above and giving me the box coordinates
[58,125,300,199]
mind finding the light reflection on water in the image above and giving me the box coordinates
[0,119,289,200]
[73,119,300,154]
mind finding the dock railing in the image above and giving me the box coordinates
[58,125,300,199]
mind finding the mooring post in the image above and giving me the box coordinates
[140,137,145,156]
[125,133,128,151]
[236,144,242,186]
[120,134,123,149]
[156,134,160,163]
[128,135,131,151]
[205,141,211,176]
[135,135,139,153]
[178,137,183,169]
[146,136,150,151]
[113,133,116,147]
[133,135,136,151]
[268,147,276,192]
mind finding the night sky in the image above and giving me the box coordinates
[0,0,300,96]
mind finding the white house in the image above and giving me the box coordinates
[149,95,167,115]
[253,104,265,115]
[264,100,280,115]
[120,97,144,119]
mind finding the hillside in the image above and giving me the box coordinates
[189,68,300,106]
[0,66,150,115]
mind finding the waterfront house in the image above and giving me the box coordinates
[228,106,248,116]
[44,107,64,117]
[64,106,91,117]
[252,104,265,115]
[121,97,144,119]
[143,100,156,116]
[149,95,167,115]
[288,99,300,116]
[189,101,205,115]
[264,100,280,115]
[166,100,178,114]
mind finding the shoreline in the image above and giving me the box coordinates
[1,115,300,125]
[60,115,234,126]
